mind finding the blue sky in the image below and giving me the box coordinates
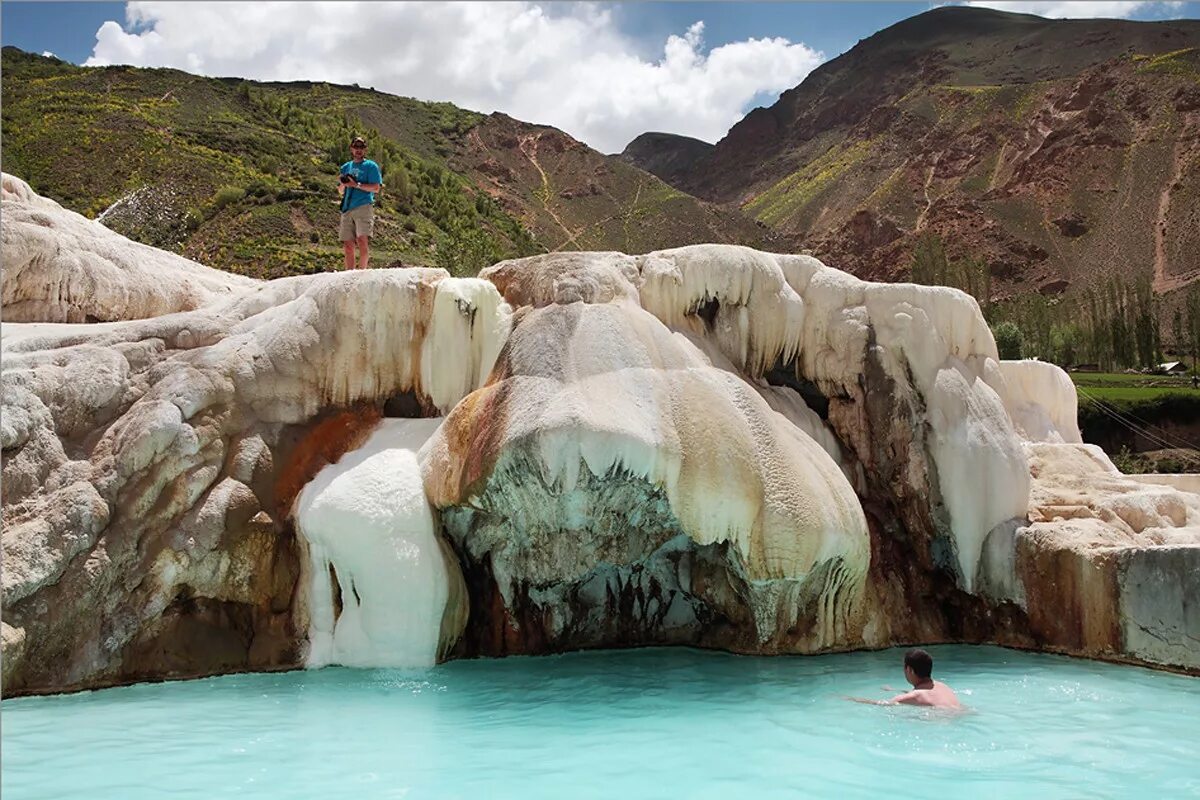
[7,1,1197,66]
[4,2,1198,151]
[1,2,941,65]
[4,2,123,63]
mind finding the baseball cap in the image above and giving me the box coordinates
[351,136,367,147]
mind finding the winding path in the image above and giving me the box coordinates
[518,133,575,245]
[1153,143,1189,294]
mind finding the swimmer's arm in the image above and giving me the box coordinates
[845,695,898,705]
[890,691,924,705]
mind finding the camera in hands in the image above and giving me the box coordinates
[340,174,354,185]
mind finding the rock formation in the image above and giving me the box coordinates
[1,175,257,323]
[2,173,1197,695]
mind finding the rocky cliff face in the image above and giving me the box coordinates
[616,132,715,189]
[3,173,1198,696]
[623,8,1200,296]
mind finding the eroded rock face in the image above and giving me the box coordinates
[2,174,1198,695]
[1010,438,1200,668]
[1,176,511,692]
[421,246,1048,660]
[421,296,871,656]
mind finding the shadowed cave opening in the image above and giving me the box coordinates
[764,356,830,420]
[692,296,720,330]
[329,564,344,622]
[382,389,431,419]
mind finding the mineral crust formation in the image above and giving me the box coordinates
[3,172,1197,695]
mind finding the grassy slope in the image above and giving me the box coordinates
[2,48,767,279]
[2,49,544,278]
[451,114,770,256]
[1071,371,1200,404]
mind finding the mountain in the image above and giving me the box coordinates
[616,132,714,188]
[623,7,1200,299]
[0,48,770,279]
[451,115,769,254]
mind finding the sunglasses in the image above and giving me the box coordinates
[351,144,366,149]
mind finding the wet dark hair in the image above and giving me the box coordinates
[904,648,933,680]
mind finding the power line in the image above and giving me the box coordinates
[1078,395,1181,454]
[1076,388,1187,452]
[1075,385,1199,452]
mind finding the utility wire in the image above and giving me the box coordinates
[1075,385,1199,452]
[1076,389,1185,452]
[1097,392,1200,450]
[1076,385,1199,451]
[1078,395,1181,453]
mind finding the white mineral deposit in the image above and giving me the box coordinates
[2,172,1197,692]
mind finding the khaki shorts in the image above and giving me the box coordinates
[339,204,375,240]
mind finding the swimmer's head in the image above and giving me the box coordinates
[904,648,933,684]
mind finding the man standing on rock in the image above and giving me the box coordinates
[338,135,383,270]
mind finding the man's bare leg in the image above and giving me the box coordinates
[357,235,370,270]
[343,240,356,270]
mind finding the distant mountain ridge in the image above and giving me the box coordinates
[622,7,1200,298]
[0,47,769,279]
[617,132,714,188]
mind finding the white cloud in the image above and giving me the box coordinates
[962,1,1182,19]
[42,51,57,59]
[84,2,824,153]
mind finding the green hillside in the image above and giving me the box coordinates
[3,48,770,279]
[2,48,543,278]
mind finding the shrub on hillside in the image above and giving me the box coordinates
[184,207,204,231]
[212,185,245,209]
[993,321,1024,360]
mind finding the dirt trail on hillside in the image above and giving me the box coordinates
[1153,143,1189,294]
[915,157,938,232]
[518,134,575,245]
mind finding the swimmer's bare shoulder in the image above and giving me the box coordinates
[893,680,960,709]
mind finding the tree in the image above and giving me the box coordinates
[1173,308,1184,357]
[993,321,1024,360]
[1186,284,1200,372]
[910,232,947,286]
[1132,275,1158,369]
[946,254,991,316]
[909,233,992,313]
[1050,323,1079,367]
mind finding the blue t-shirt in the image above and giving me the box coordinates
[340,159,382,212]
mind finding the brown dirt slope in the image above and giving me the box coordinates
[450,114,772,254]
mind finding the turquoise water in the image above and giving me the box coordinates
[2,645,1197,799]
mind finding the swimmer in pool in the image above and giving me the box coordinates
[848,648,961,709]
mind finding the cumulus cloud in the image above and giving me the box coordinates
[962,1,1182,19]
[85,2,824,153]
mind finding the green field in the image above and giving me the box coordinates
[1076,386,1197,403]
[1070,372,1197,404]
[1070,372,1200,473]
